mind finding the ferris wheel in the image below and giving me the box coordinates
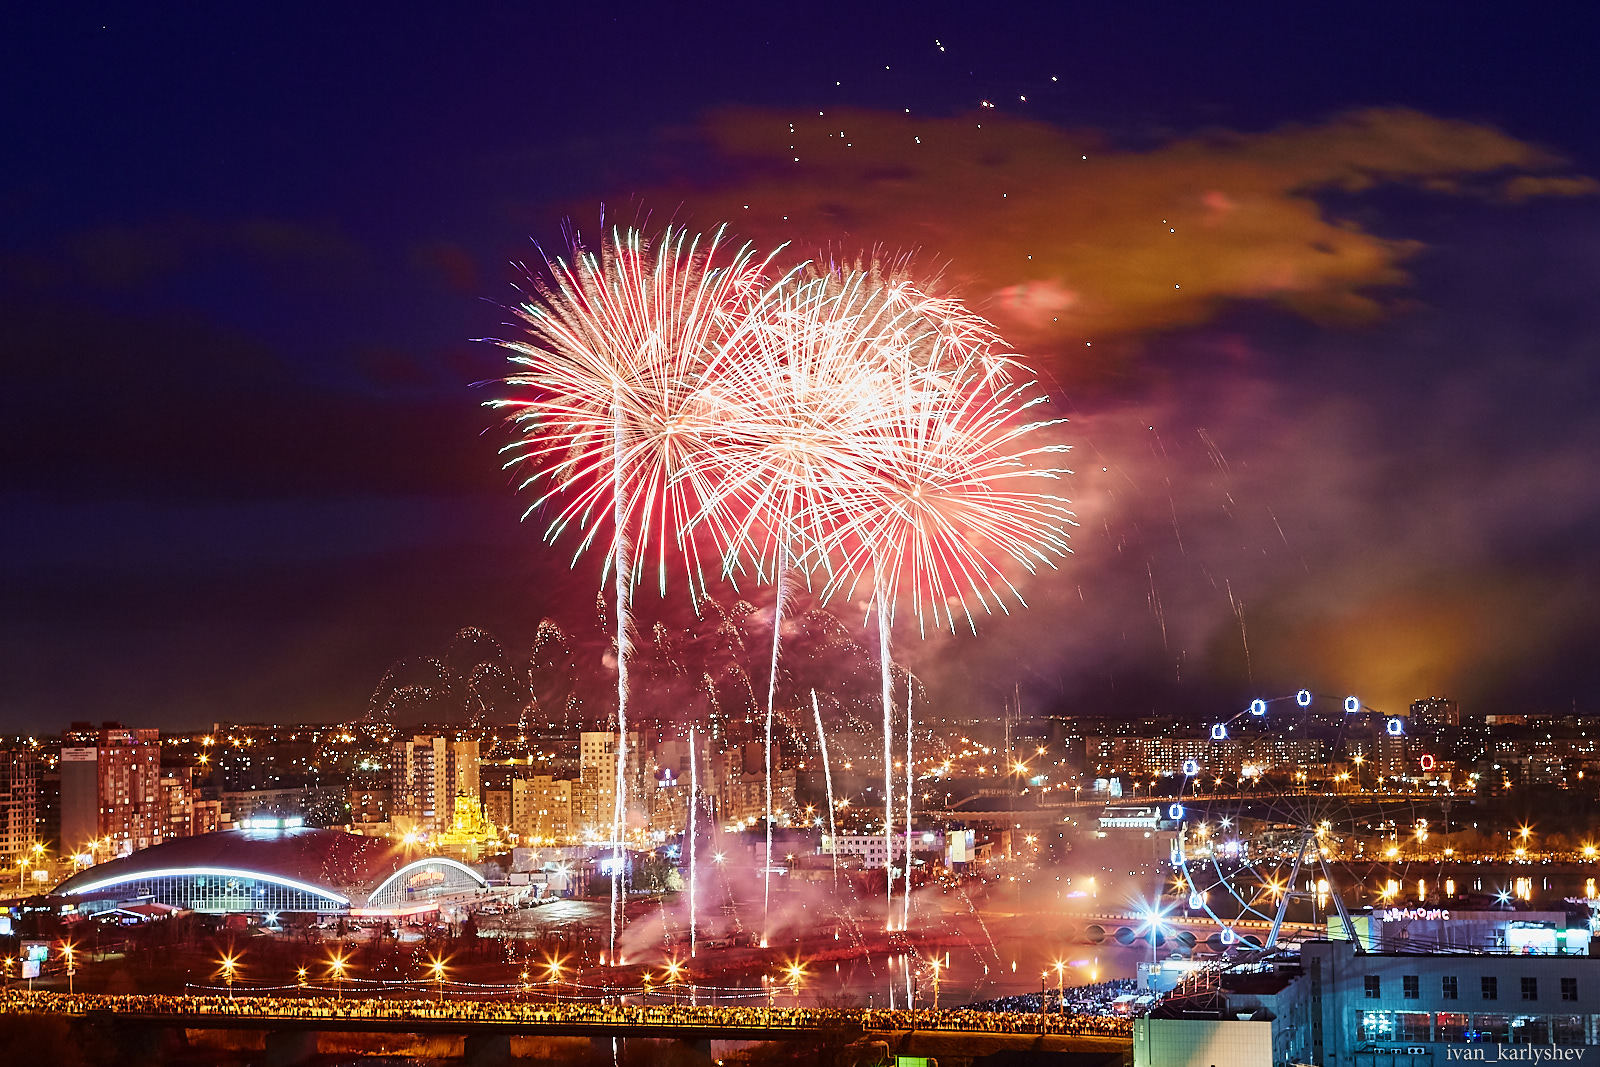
[1168,690,1432,955]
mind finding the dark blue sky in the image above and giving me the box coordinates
[4,4,1599,730]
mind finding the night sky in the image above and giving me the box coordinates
[5,5,1599,732]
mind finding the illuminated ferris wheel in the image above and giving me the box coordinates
[1168,690,1430,955]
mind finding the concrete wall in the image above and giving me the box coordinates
[1133,1017,1272,1067]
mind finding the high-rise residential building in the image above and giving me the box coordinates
[483,786,512,833]
[511,775,575,842]
[1410,696,1461,728]
[59,723,163,859]
[390,734,480,834]
[158,768,199,840]
[579,731,618,824]
[0,749,39,865]
[347,770,391,830]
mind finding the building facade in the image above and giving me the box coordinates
[60,723,163,859]
[390,734,480,835]
[1299,938,1600,1064]
[0,749,39,866]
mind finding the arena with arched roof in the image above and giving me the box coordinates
[51,825,490,917]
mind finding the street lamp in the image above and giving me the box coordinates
[328,951,349,999]
[928,957,942,1012]
[1053,960,1067,1024]
[296,966,308,988]
[545,956,564,1005]
[1137,898,1170,968]
[17,857,30,892]
[61,943,76,996]
[428,956,447,1005]
[784,959,807,1007]
[218,954,238,998]
[663,958,684,1006]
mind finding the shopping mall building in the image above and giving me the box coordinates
[49,820,492,919]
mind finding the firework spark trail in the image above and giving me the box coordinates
[1147,561,1168,651]
[902,681,912,933]
[812,690,838,890]
[688,723,698,957]
[819,371,1075,636]
[762,537,788,943]
[609,402,629,961]
[877,586,895,932]
[1226,578,1252,682]
[493,225,783,956]
[957,885,1003,963]
[494,227,781,604]
[496,228,1075,949]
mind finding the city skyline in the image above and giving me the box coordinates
[5,6,1600,734]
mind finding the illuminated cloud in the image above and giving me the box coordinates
[659,106,1593,345]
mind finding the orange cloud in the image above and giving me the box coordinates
[655,106,1591,344]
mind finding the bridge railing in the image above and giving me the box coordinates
[0,990,1132,1039]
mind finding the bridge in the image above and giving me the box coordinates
[920,789,1451,824]
[0,992,1132,1067]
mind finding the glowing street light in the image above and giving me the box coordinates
[1136,898,1171,967]
[545,956,565,1005]
[783,959,807,1006]
[218,953,239,998]
[296,966,308,987]
[663,958,684,1005]
[328,951,349,998]
[428,956,448,1004]
[61,943,76,996]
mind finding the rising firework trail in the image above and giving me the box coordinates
[688,723,699,957]
[812,690,838,889]
[491,223,783,958]
[702,270,931,939]
[903,682,912,933]
[877,587,896,929]
[811,308,1076,935]
[762,559,784,944]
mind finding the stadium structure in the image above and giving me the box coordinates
[50,820,491,919]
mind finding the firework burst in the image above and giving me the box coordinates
[490,223,785,958]
[491,222,1074,949]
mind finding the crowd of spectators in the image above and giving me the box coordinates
[0,989,1131,1038]
[964,978,1138,1017]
